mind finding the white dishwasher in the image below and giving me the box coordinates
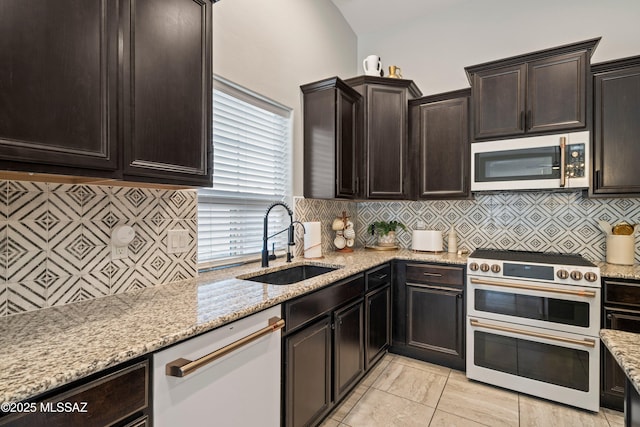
[153,305,283,427]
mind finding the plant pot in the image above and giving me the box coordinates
[377,231,396,247]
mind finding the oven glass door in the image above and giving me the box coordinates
[474,146,560,182]
[474,330,589,391]
[468,277,600,336]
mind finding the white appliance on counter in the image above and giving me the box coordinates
[466,249,601,412]
[471,131,590,191]
[153,305,283,426]
[411,229,443,252]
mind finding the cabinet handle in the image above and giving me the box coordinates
[519,111,524,130]
[607,314,612,319]
[456,293,462,299]
[166,317,285,377]
[423,272,442,277]
[373,274,388,280]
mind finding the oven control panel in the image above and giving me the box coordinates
[467,259,600,287]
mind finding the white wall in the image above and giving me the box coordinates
[212,0,357,197]
[357,0,640,95]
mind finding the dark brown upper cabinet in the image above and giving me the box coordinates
[465,38,600,141]
[121,0,212,186]
[0,0,119,175]
[344,76,422,199]
[0,0,212,186]
[591,56,640,196]
[302,77,361,199]
[409,89,471,199]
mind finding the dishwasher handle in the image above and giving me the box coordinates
[166,316,285,378]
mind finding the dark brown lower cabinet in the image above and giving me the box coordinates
[283,274,365,427]
[334,299,365,402]
[601,278,640,410]
[626,379,640,427]
[283,269,399,427]
[365,285,391,370]
[0,358,149,427]
[285,317,332,427]
[392,262,465,371]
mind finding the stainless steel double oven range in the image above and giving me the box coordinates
[466,248,601,412]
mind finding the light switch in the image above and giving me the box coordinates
[167,229,190,254]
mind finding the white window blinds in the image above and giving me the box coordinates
[198,77,292,266]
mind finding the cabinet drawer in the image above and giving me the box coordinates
[1,360,148,427]
[366,264,391,292]
[604,280,640,308]
[406,264,463,287]
[285,274,365,333]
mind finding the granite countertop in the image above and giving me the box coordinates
[597,262,640,280]
[1,247,638,406]
[0,249,466,405]
[600,329,640,395]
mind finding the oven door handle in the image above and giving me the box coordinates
[469,278,596,298]
[469,319,596,348]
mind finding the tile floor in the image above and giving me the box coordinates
[320,353,624,427]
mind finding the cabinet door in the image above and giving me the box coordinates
[407,284,464,360]
[365,85,409,199]
[0,0,119,172]
[334,299,364,401]
[285,317,332,427]
[365,285,391,370]
[593,65,640,195]
[472,64,526,139]
[527,51,587,133]
[121,0,212,186]
[336,89,359,197]
[602,309,640,410]
[414,97,469,199]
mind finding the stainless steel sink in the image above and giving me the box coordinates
[240,265,339,285]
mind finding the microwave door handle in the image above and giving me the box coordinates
[559,136,567,187]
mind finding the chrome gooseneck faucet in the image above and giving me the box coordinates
[262,202,305,267]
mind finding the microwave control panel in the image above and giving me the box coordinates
[566,144,586,178]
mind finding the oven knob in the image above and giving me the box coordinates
[469,262,479,271]
[556,269,569,280]
[570,271,583,281]
[491,264,501,273]
[584,272,598,282]
[480,263,490,272]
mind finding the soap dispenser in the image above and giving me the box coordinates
[448,225,458,253]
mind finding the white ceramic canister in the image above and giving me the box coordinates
[606,234,635,265]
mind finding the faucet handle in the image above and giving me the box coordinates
[269,243,277,260]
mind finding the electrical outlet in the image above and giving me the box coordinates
[112,245,128,260]
[167,229,190,254]
[416,220,426,230]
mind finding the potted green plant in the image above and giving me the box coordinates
[369,220,407,247]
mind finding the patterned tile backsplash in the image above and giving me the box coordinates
[0,180,198,317]
[295,191,640,264]
[5,186,639,317]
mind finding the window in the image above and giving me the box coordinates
[198,76,292,267]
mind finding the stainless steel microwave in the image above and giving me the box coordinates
[471,131,590,191]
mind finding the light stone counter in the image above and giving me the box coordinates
[600,329,640,395]
[2,246,636,407]
[0,249,466,405]
[598,262,640,281]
